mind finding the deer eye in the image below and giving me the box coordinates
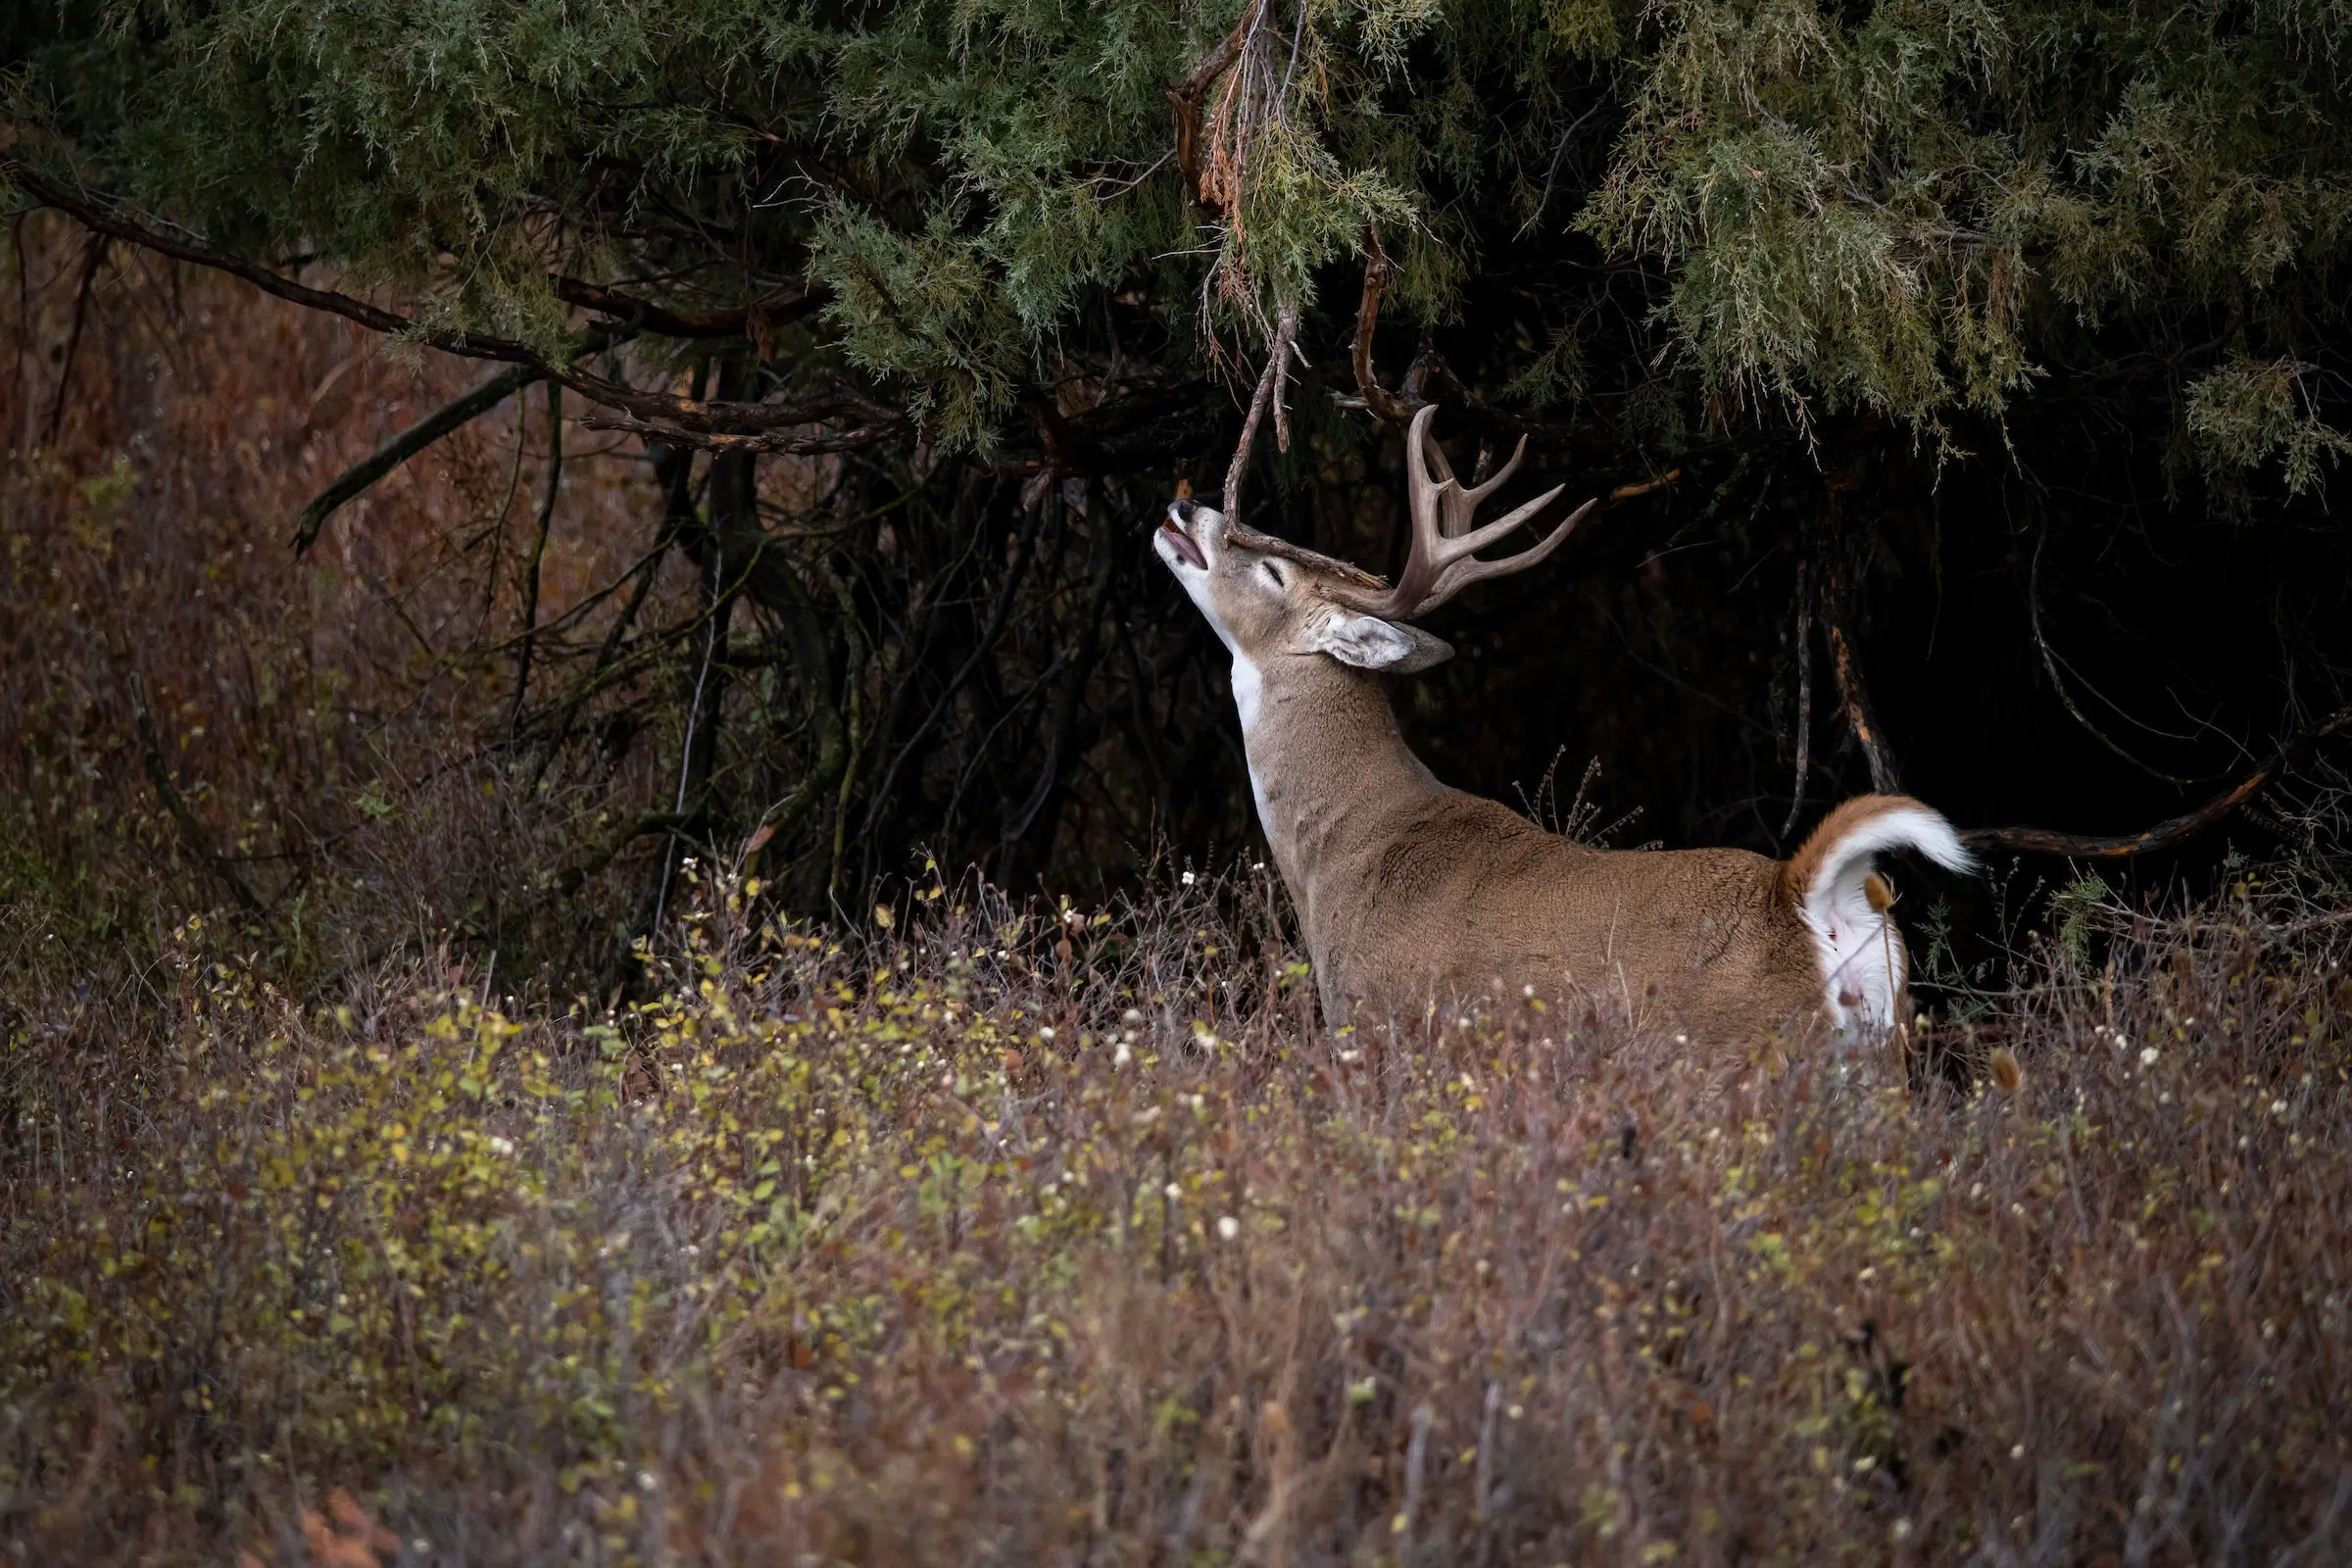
[1260,561,1286,589]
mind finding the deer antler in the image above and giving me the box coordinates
[1329,405,1595,618]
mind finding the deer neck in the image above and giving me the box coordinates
[1231,650,1442,912]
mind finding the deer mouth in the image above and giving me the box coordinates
[1156,510,1208,570]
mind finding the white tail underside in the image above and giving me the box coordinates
[1800,805,1974,1035]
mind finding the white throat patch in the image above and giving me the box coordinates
[1230,655,1273,834]
[1151,517,1274,838]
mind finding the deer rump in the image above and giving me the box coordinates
[1313,793,1971,1043]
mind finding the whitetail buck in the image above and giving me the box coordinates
[1154,406,1972,1043]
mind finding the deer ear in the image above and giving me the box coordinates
[1298,612,1454,673]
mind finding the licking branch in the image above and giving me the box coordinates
[1222,304,1299,516]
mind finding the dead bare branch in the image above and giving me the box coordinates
[3,160,881,442]
[1168,0,1271,207]
[1966,704,2352,858]
[128,676,267,917]
[1223,303,1298,516]
[577,410,906,454]
[293,365,542,555]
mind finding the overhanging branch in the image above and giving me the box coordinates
[552,276,825,340]
[1347,227,1619,458]
[1965,704,2352,858]
[580,408,906,455]
[3,160,874,442]
[1168,0,1270,206]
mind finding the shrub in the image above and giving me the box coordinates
[4,859,2348,1563]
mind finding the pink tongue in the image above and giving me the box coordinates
[1160,522,1206,568]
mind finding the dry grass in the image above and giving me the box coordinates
[2,856,2349,1565]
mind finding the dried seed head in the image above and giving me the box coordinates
[1864,871,1894,913]
[1990,1047,2024,1093]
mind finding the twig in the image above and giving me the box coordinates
[1965,704,2352,858]
[43,231,105,444]
[1350,229,1417,425]
[1473,1379,1501,1522]
[128,677,266,917]
[1825,613,1899,793]
[526,440,698,797]
[508,382,564,741]
[859,488,1044,844]
[1224,304,1298,516]
[1168,0,1271,206]
[292,365,540,554]
[1273,329,1301,454]
[655,421,758,932]
[3,161,882,441]
[1781,559,1813,840]
[1816,511,1901,793]
[2028,515,2191,786]
[1400,1403,1433,1541]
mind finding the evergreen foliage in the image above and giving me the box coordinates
[17,0,2352,456]
[7,0,2352,899]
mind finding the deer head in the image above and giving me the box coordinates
[1155,405,1596,677]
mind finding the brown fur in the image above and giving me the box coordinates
[1155,501,1954,1043]
[1251,652,1837,1039]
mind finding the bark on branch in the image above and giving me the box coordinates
[3,161,884,444]
[1224,304,1298,516]
[1816,489,1901,794]
[578,407,905,455]
[1168,0,1270,206]
[1965,705,2352,859]
[293,364,542,554]
[1349,229,1418,425]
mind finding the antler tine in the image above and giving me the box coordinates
[1439,434,1533,540]
[1438,481,1566,563]
[1403,403,1448,541]
[1408,402,1456,483]
[1387,404,1459,610]
[1411,409,1523,540]
[1331,409,1591,620]
[1411,494,1597,615]
[1450,435,1527,511]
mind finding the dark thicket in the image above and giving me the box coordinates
[7,0,2352,945]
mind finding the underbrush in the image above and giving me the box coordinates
[3,864,2349,1565]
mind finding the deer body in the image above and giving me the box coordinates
[1157,409,1970,1042]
